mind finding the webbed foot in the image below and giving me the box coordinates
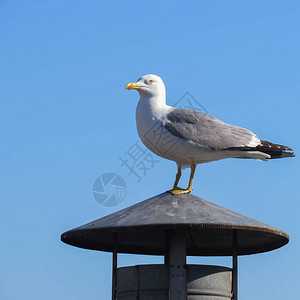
[167,187,193,195]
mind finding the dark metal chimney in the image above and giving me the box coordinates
[61,192,288,299]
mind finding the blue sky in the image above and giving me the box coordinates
[1,1,299,299]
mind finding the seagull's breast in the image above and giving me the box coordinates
[136,98,177,158]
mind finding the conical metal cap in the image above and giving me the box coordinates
[61,193,288,256]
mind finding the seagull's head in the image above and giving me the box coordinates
[126,74,166,99]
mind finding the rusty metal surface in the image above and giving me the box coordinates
[61,192,289,256]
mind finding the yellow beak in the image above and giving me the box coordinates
[125,82,142,90]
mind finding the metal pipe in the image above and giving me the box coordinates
[112,233,118,300]
[164,229,170,265]
[168,229,187,300]
[232,229,238,300]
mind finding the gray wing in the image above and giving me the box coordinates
[163,108,259,150]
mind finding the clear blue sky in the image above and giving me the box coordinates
[1,1,299,299]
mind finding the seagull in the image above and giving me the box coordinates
[126,74,295,195]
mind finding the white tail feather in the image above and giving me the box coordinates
[224,150,271,161]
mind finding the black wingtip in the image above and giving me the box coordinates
[224,140,295,159]
[282,151,296,158]
[266,150,295,159]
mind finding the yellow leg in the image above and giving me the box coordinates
[173,165,182,189]
[168,164,196,195]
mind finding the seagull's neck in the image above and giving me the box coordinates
[138,95,170,119]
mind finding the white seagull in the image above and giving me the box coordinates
[126,74,295,195]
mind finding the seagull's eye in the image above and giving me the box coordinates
[149,80,154,84]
